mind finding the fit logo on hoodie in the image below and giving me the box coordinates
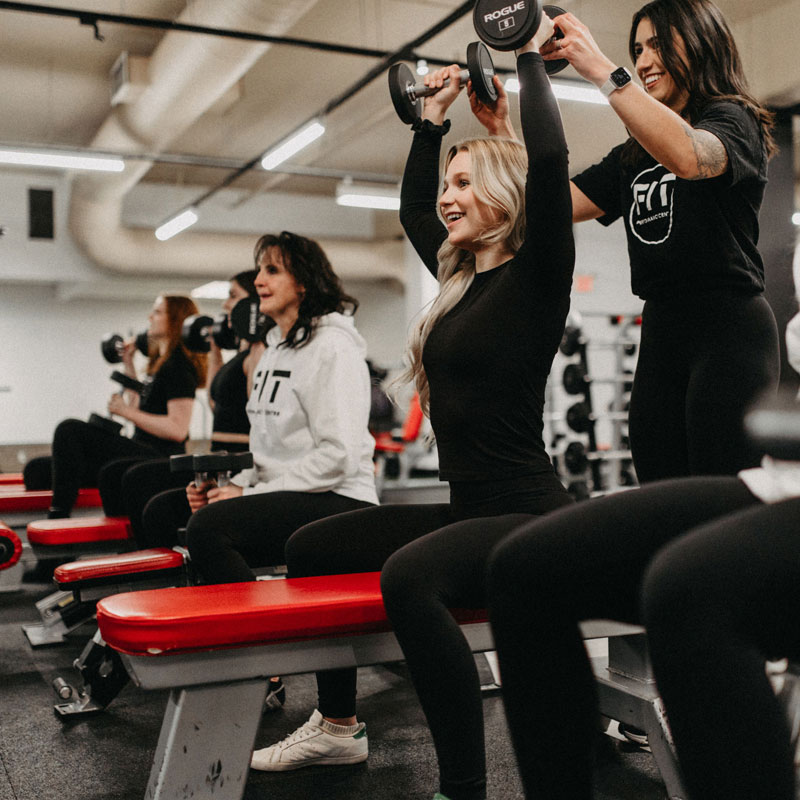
[253,369,292,405]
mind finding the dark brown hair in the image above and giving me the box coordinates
[148,294,207,385]
[623,0,775,163]
[253,232,358,348]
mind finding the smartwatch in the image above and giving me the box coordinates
[600,67,633,97]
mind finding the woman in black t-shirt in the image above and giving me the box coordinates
[122,271,261,546]
[43,294,206,518]
[545,0,779,481]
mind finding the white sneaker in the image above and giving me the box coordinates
[250,709,368,772]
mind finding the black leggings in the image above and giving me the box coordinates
[629,291,778,482]
[642,498,800,800]
[185,491,375,583]
[285,476,572,800]
[47,419,166,514]
[487,477,786,800]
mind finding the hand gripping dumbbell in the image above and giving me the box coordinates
[181,313,238,353]
[389,41,497,125]
[473,1,568,74]
[87,370,146,435]
[100,331,150,364]
[170,450,254,491]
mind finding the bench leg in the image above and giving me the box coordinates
[593,634,689,800]
[23,590,96,647]
[146,679,267,800]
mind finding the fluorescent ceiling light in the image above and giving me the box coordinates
[336,180,400,211]
[0,148,125,172]
[504,78,608,106]
[191,281,231,300]
[155,208,198,241]
[261,120,326,170]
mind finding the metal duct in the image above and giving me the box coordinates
[67,0,405,283]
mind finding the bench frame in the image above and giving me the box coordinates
[107,606,686,800]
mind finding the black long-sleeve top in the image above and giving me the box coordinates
[399,52,574,482]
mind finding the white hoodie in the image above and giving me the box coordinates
[231,312,379,505]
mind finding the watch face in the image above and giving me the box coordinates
[611,68,631,87]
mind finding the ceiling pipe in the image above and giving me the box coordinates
[66,0,404,283]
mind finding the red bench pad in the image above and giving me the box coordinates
[0,523,23,570]
[54,548,184,585]
[0,487,102,513]
[0,473,23,486]
[28,516,131,546]
[98,572,487,657]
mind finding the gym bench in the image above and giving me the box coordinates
[96,572,687,800]
[22,516,136,646]
[0,487,103,530]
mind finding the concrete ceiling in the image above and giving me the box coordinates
[0,0,798,280]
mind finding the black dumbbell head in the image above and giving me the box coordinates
[562,362,589,395]
[212,313,238,350]
[169,453,196,473]
[566,401,593,433]
[110,370,145,394]
[135,330,150,356]
[388,62,421,125]
[182,314,214,353]
[230,297,269,344]
[192,451,254,474]
[100,333,124,364]
[466,41,498,104]
[473,0,543,52]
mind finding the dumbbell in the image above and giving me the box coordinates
[563,440,633,474]
[473,2,568,74]
[87,370,146,435]
[170,450,254,490]
[229,297,271,344]
[389,41,497,125]
[100,331,149,364]
[566,401,629,434]
[562,363,634,396]
[182,313,238,353]
[560,326,637,358]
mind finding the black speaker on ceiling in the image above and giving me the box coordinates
[28,188,54,240]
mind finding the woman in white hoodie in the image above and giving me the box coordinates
[185,230,378,590]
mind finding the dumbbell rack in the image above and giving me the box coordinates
[554,315,639,497]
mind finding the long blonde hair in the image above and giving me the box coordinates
[396,137,528,415]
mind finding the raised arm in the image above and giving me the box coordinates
[544,12,728,180]
[514,35,574,296]
[398,63,466,278]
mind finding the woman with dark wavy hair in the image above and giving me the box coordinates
[184,232,378,662]
[39,294,207,518]
[542,0,779,482]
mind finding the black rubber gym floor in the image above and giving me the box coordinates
[0,573,668,800]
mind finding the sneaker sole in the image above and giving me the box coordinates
[251,751,368,772]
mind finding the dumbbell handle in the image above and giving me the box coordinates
[404,69,471,102]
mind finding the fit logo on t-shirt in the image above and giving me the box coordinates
[629,164,677,245]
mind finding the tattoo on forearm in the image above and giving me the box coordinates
[683,123,727,179]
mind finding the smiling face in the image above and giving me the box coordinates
[633,17,690,114]
[255,246,305,334]
[439,150,500,252]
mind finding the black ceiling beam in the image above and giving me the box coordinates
[0,0,470,65]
